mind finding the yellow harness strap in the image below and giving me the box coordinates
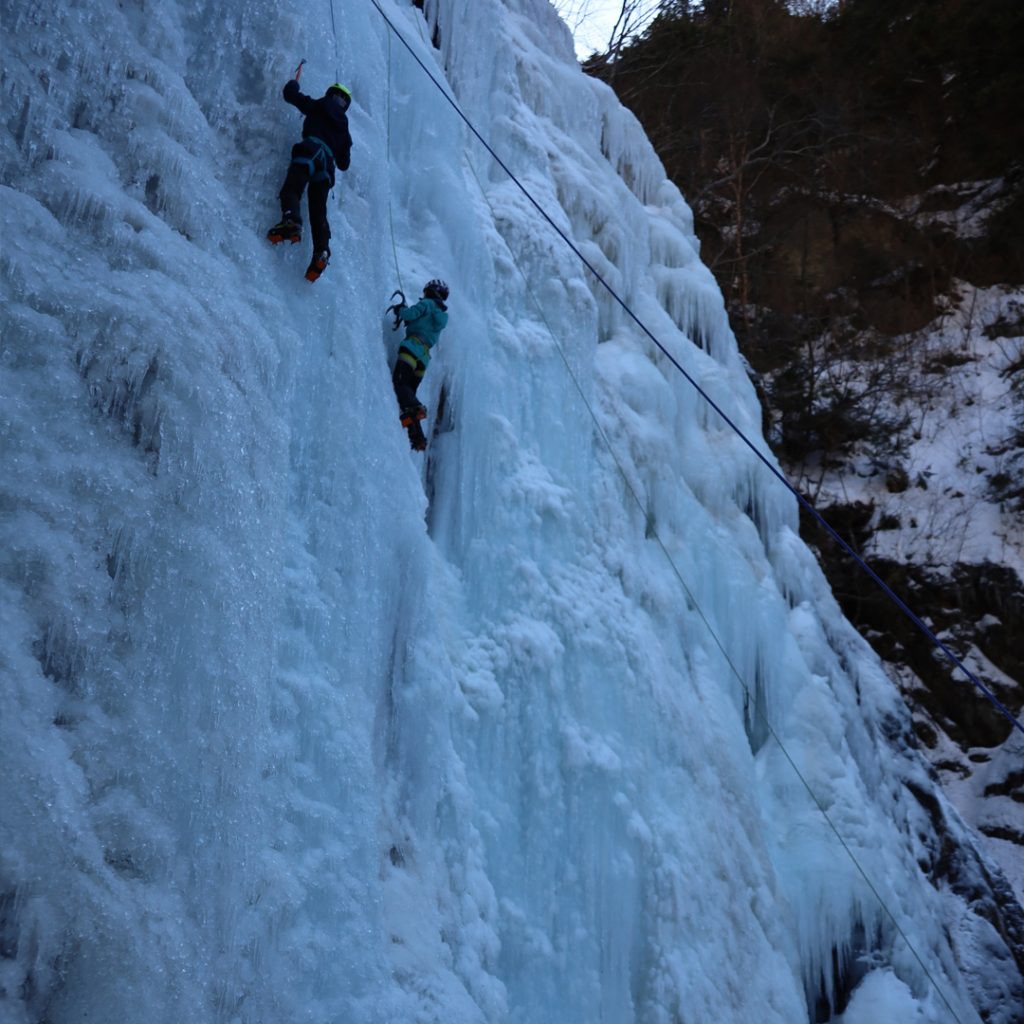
[399,349,425,376]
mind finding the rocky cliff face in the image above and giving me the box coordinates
[757,179,1024,902]
[722,164,1024,887]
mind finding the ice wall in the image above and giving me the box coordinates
[1,0,1020,1022]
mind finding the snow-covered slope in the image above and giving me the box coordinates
[1,1,1020,1021]
[785,274,1024,903]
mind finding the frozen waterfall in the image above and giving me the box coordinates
[1,0,1021,1021]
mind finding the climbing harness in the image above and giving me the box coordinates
[397,348,426,376]
[291,135,334,184]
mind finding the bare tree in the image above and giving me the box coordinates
[552,0,600,38]
[552,0,661,60]
[606,0,663,59]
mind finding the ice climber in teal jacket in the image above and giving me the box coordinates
[392,279,449,451]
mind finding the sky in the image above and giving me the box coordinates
[553,0,635,57]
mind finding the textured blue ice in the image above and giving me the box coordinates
[1,1,1020,1022]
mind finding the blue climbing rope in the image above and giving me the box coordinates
[367,0,1023,741]
[328,0,340,80]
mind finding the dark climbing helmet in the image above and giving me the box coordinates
[326,83,352,110]
[424,279,449,301]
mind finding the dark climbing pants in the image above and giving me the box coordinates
[279,139,333,253]
[392,356,424,413]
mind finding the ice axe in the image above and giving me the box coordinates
[294,58,307,81]
[386,289,406,331]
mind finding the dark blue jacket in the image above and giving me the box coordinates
[283,79,352,170]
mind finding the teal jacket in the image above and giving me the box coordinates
[398,297,448,370]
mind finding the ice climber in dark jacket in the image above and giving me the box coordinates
[267,77,353,283]
[392,280,450,451]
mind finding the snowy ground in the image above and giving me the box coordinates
[823,284,1023,577]
[1,1,1021,1022]
[791,280,1024,902]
